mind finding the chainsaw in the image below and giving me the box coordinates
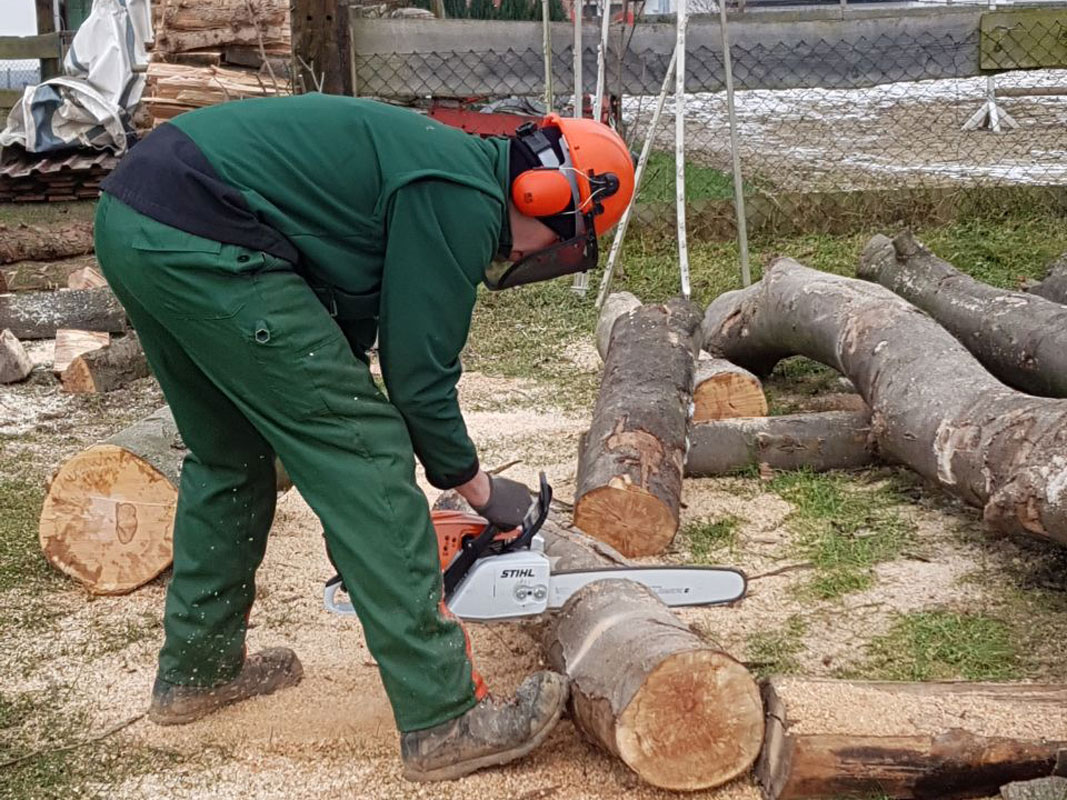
[323,473,746,622]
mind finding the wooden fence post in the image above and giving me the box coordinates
[36,0,61,80]
[291,0,354,95]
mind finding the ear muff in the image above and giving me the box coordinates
[511,169,573,218]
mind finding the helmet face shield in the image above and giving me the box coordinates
[486,226,598,291]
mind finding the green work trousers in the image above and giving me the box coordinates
[93,193,484,732]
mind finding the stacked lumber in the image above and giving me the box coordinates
[142,63,289,126]
[152,0,290,60]
[0,151,117,203]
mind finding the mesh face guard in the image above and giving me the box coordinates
[485,216,598,290]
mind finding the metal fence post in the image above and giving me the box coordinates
[542,0,553,110]
[719,0,751,287]
[675,0,691,300]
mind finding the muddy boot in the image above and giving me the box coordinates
[148,647,303,725]
[400,670,569,782]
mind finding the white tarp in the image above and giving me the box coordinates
[0,0,152,155]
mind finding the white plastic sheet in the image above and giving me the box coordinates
[0,0,152,154]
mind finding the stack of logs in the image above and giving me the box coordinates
[142,0,291,127]
[0,221,148,393]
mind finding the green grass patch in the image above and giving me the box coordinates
[746,615,807,678]
[680,515,740,562]
[770,470,916,600]
[0,200,96,228]
[638,152,738,204]
[0,479,57,595]
[856,610,1019,681]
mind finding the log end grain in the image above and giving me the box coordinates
[615,648,765,791]
[692,369,768,422]
[39,444,177,594]
[573,483,676,557]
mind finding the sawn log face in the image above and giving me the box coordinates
[702,259,1067,546]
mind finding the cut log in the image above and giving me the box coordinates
[0,328,33,383]
[0,287,126,339]
[40,406,291,594]
[575,298,703,557]
[1001,777,1067,800]
[860,231,1067,397]
[595,291,641,361]
[692,356,768,422]
[0,221,94,265]
[66,265,107,290]
[153,0,290,56]
[703,259,1067,546]
[431,490,764,792]
[53,329,110,373]
[0,255,99,292]
[142,62,289,126]
[1025,252,1067,305]
[758,677,1067,800]
[686,410,875,477]
[62,333,151,394]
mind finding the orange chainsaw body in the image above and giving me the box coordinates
[432,510,521,571]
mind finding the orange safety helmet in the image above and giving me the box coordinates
[486,113,636,290]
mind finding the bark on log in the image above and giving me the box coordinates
[40,406,291,594]
[1025,252,1067,305]
[575,298,703,557]
[595,291,641,361]
[758,677,1067,800]
[0,328,33,383]
[860,231,1067,397]
[152,0,290,56]
[702,260,1067,547]
[431,490,764,792]
[0,222,94,265]
[1001,777,1067,800]
[692,356,768,422]
[62,333,151,394]
[686,410,875,477]
[52,329,109,373]
[0,255,98,292]
[0,287,126,339]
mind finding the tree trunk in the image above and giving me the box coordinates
[52,329,110,373]
[62,333,151,394]
[702,259,1067,547]
[430,490,764,792]
[686,410,875,477]
[0,222,94,265]
[40,406,291,594]
[1025,252,1067,305]
[692,355,768,422]
[0,328,33,383]
[0,287,126,339]
[758,677,1067,800]
[0,255,99,292]
[860,231,1067,397]
[575,298,703,557]
[595,291,641,361]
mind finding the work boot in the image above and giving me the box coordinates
[148,647,303,725]
[400,671,569,782]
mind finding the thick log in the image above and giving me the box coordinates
[52,329,109,373]
[431,490,763,792]
[702,260,1067,547]
[40,406,291,594]
[0,255,98,292]
[1001,778,1067,800]
[62,333,151,394]
[1025,252,1067,305]
[692,356,768,422]
[758,677,1067,800]
[0,328,33,383]
[0,222,94,265]
[595,291,641,361]
[686,410,875,477]
[0,287,126,339]
[860,232,1067,397]
[575,299,702,557]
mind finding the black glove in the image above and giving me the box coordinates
[473,475,532,529]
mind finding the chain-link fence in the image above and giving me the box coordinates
[351,6,1067,247]
[0,60,41,91]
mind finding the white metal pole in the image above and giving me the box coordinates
[594,0,611,121]
[596,45,679,309]
[572,0,589,293]
[674,0,691,299]
[719,0,751,286]
[542,0,553,110]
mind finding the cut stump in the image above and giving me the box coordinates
[62,333,150,394]
[52,329,109,373]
